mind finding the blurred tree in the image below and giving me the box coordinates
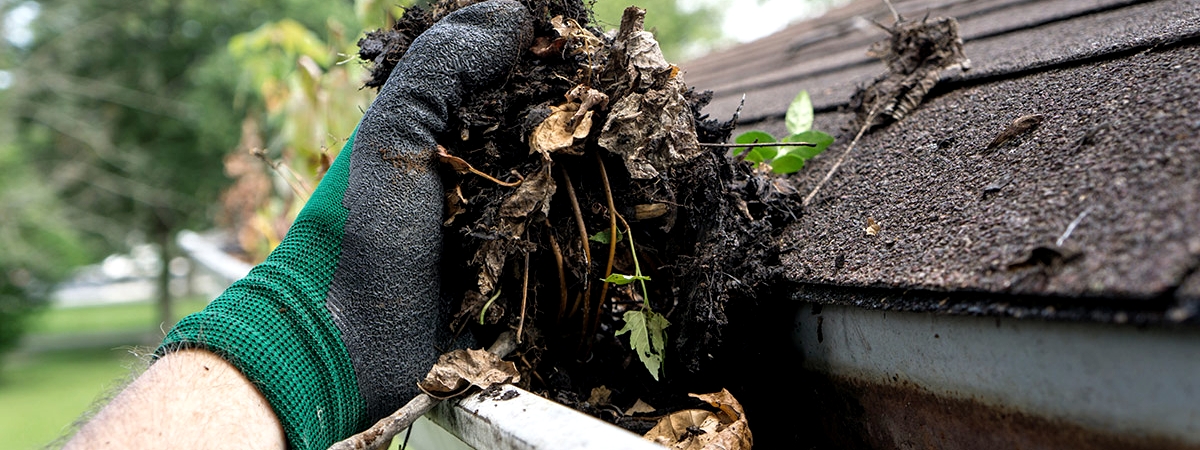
[592,0,727,61]
[0,0,357,337]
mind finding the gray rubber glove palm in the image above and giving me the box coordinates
[161,2,531,448]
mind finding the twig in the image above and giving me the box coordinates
[544,219,569,324]
[251,148,313,202]
[882,0,901,22]
[516,250,530,344]
[802,107,879,207]
[699,141,816,149]
[1057,206,1093,246]
[327,333,518,450]
[589,153,619,347]
[437,145,523,187]
[559,167,591,275]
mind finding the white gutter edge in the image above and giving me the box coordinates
[176,230,252,283]
[424,384,665,450]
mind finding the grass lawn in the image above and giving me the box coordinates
[29,297,210,335]
[0,347,141,449]
[0,298,209,449]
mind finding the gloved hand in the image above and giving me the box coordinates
[159,2,531,449]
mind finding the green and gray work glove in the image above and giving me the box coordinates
[159,2,531,448]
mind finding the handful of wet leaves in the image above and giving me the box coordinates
[356,0,796,440]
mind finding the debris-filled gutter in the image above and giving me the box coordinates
[793,301,1200,449]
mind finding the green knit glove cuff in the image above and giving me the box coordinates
[159,131,366,450]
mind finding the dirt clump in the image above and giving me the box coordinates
[357,0,793,431]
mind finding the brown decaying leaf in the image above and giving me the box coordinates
[473,155,556,296]
[444,184,468,226]
[549,15,601,56]
[587,385,612,406]
[850,15,970,129]
[417,348,521,400]
[625,398,657,415]
[986,113,1045,150]
[643,389,752,450]
[529,85,608,155]
[596,8,701,179]
[864,217,881,236]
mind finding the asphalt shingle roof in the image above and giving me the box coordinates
[682,0,1200,320]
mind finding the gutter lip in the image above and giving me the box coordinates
[787,281,1200,328]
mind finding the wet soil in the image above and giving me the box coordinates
[358,0,796,432]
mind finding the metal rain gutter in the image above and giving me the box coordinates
[417,384,664,450]
[794,302,1200,449]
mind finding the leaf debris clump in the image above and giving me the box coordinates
[357,0,796,436]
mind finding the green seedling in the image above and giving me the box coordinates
[605,224,668,381]
[732,90,835,174]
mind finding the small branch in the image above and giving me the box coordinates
[699,141,816,149]
[1057,206,1093,246]
[327,333,518,450]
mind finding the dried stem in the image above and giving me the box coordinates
[802,107,879,207]
[516,249,530,344]
[588,153,619,347]
[438,145,522,187]
[544,219,569,324]
[559,166,591,276]
[699,141,816,149]
[251,148,313,202]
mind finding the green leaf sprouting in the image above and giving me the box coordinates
[615,309,670,381]
[588,229,624,245]
[785,90,814,135]
[730,89,835,175]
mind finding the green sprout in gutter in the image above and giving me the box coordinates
[606,224,669,381]
[732,90,835,174]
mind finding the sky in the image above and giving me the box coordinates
[696,0,851,44]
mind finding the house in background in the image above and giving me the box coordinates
[682,0,1200,448]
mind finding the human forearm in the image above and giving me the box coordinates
[66,349,285,450]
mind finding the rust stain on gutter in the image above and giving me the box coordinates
[812,375,1198,450]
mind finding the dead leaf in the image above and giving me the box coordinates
[436,145,473,173]
[986,114,1045,150]
[499,156,555,219]
[633,203,668,220]
[850,16,970,129]
[588,386,612,406]
[549,15,601,56]
[529,85,608,155]
[444,184,468,226]
[530,36,565,58]
[597,7,701,179]
[625,398,657,415]
[530,104,592,155]
[643,389,752,450]
[864,217,881,236]
[418,348,521,400]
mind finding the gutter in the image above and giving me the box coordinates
[417,384,663,450]
[795,302,1200,449]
